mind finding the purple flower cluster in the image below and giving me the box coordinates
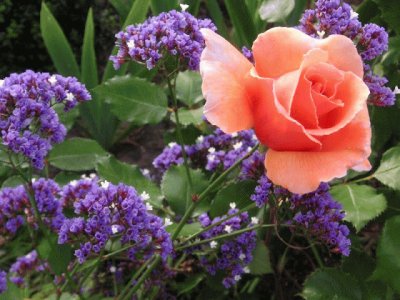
[196,207,257,288]
[58,180,173,264]
[9,250,46,286]
[298,0,394,106]
[286,183,350,256]
[242,46,254,63]
[250,175,272,207]
[59,174,98,209]
[0,270,6,294]
[0,70,91,168]
[110,10,216,70]
[153,129,261,176]
[0,179,64,241]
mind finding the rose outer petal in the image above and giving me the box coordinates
[265,105,371,194]
[200,29,253,133]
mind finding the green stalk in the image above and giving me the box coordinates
[172,143,259,240]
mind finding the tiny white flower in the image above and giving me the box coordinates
[164,218,173,227]
[127,39,135,50]
[111,225,119,234]
[141,191,150,201]
[239,253,246,260]
[70,180,78,187]
[243,266,250,274]
[109,266,117,273]
[208,147,216,153]
[208,154,215,162]
[234,275,241,281]
[350,10,359,19]
[48,75,57,85]
[81,174,88,179]
[101,180,110,189]
[247,147,253,152]
[224,225,232,233]
[231,132,238,138]
[141,168,150,176]
[317,30,325,39]
[0,79,4,87]
[233,141,243,150]
[180,3,189,11]
[394,86,400,95]
[111,202,116,209]
[168,142,177,148]
[194,238,201,243]
[65,92,74,102]
[26,253,33,259]
[229,202,236,209]
[210,241,218,249]
[196,135,204,143]
[89,173,96,179]
[251,217,259,225]
[146,202,153,211]
[252,134,258,141]
[31,178,36,183]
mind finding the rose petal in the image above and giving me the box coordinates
[252,27,317,78]
[307,72,370,135]
[248,69,321,151]
[265,106,371,194]
[200,29,253,133]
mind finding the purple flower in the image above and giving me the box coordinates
[194,208,257,288]
[58,181,173,264]
[287,183,350,256]
[110,10,216,70]
[0,270,6,294]
[359,23,388,61]
[0,70,91,168]
[250,175,272,207]
[242,46,254,63]
[364,64,395,106]
[9,250,46,286]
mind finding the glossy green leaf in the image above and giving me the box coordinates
[371,215,400,293]
[166,222,202,237]
[171,107,204,126]
[249,241,273,275]
[54,172,81,186]
[372,0,400,34]
[225,0,257,46]
[331,184,386,232]
[40,2,80,78]
[81,8,98,89]
[54,104,79,131]
[205,0,229,39]
[38,234,73,275]
[48,138,109,171]
[259,0,295,22]
[102,0,150,81]
[2,175,25,188]
[96,156,161,204]
[161,165,209,215]
[176,71,203,106]
[210,180,257,218]
[95,76,168,125]
[374,146,400,190]
[302,268,362,300]
[150,0,179,14]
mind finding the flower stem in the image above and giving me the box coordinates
[171,143,259,241]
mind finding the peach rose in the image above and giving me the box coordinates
[200,27,371,194]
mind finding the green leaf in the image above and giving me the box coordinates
[150,0,179,14]
[40,2,80,78]
[205,0,229,39]
[371,215,400,293]
[95,76,168,125]
[176,71,203,106]
[38,235,73,275]
[177,274,205,295]
[54,104,79,131]
[166,222,202,237]
[249,241,273,275]
[341,249,375,281]
[259,0,295,22]
[161,165,209,216]
[301,268,363,300]
[48,138,109,171]
[330,184,387,232]
[2,175,25,188]
[210,180,257,218]
[110,0,134,21]
[374,146,400,190]
[81,8,98,89]
[372,0,400,34]
[0,280,24,300]
[171,107,204,126]
[102,0,150,81]
[54,172,81,186]
[96,156,161,205]
[224,0,258,47]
